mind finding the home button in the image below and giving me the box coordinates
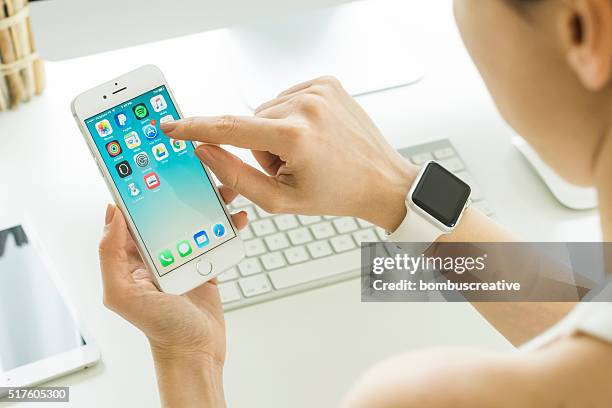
[196,260,213,276]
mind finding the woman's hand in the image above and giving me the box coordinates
[161,76,417,232]
[99,187,247,407]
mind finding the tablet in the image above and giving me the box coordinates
[0,222,99,393]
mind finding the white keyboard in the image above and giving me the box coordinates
[220,139,494,310]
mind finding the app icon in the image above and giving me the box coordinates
[144,172,161,189]
[95,119,113,137]
[212,223,226,238]
[193,230,210,248]
[158,249,175,267]
[152,143,169,161]
[170,139,186,152]
[124,131,141,149]
[177,240,193,258]
[134,152,150,168]
[127,182,141,197]
[133,103,149,120]
[142,124,158,140]
[150,94,167,112]
[160,114,174,124]
[105,140,122,157]
[115,160,132,178]
[114,112,130,128]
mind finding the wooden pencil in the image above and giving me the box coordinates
[4,0,30,102]
[0,76,7,110]
[24,0,42,94]
[0,0,25,107]
[10,0,34,100]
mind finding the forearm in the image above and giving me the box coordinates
[438,210,575,345]
[376,166,573,345]
[152,351,226,408]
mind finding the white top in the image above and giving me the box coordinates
[522,302,612,351]
[522,279,612,350]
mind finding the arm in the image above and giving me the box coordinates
[98,187,247,408]
[152,352,225,408]
[161,76,572,346]
[439,208,576,346]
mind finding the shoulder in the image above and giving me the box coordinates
[340,339,612,408]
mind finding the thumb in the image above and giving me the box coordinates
[195,145,286,213]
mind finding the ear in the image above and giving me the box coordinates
[562,0,612,90]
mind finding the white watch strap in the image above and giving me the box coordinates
[386,203,444,243]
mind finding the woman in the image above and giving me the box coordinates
[100,0,612,406]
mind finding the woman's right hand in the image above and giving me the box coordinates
[161,76,417,232]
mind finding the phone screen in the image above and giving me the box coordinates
[84,85,236,276]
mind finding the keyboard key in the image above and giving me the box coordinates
[256,206,273,218]
[298,215,322,225]
[269,249,360,290]
[440,157,464,172]
[260,252,287,270]
[217,267,239,282]
[241,206,258,221]
[330,235,356,253]
[455,171,472,184]
[264,233,290,251]
[433,148,455,159]
[376,227,388,241]
[357,218,373,228]
[238,258,263,276]
[353,229,379,245]
[470,186,484,201]
[219,282,242,303]
[232,195,251,208]
[244,238,266,257]
[251,219,277,236]
[310,222,336,240]
[323,215,337,220]
[240,225,254,240]
[455,171,483,201]
[288,227,314,245]
[307,241,333,259]
[274,214,299,231]
[284,246,310,265]
[411,152,433,165]
[239,275,272,298]
[474,200,495,216]
[333,217,359,234]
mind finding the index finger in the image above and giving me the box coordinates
[160,115,289,152]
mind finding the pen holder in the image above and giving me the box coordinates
[0,0,45,111]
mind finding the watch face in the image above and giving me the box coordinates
[411,162,471,228]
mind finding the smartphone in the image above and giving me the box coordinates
[71,65,244,294]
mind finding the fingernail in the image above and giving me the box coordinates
[160,120,177,134]
[105,204,115,225]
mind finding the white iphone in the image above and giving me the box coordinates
[71,65,244,294]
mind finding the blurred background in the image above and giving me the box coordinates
[30,0,352,60]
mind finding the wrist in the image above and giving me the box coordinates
[151,346,225,408]
[365,157,417,232]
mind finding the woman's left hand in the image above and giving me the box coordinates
[98,186,247,407]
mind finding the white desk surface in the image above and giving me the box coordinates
[0,1,601,407]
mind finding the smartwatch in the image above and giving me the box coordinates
[387,161,471,243]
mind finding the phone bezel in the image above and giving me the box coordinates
[71,65,245,294]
